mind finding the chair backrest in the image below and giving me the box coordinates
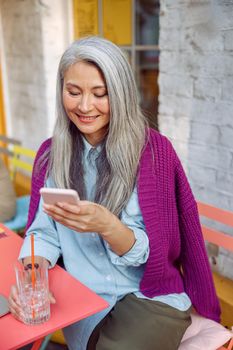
[8,144,36,196]
[197,202,233,252]
[0,135,21,163]
[198,201,233,331]
[179,202,233,349]
[9,145,36,179]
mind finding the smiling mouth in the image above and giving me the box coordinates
[76,114,99,121]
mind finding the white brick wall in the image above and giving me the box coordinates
[0,0,72,150]
[159,0,233,278]
[159,0,233,210]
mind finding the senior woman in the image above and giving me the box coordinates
[9,36,220,350]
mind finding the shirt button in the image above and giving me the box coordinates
[106,275,112,281]
[91,233,95,237]
[99,252,104,256]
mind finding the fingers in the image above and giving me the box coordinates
[43,201,106,232]
[9,285,20,306]
[8,285,24,321]
[43,202,97,224]
[44,201,95,215]
[64,202,98,217]
[43,203,81,220]
[50,216,89,232]
[8,286,56,322]
[49,291,56,304]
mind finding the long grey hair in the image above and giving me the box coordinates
[48,36,148,216]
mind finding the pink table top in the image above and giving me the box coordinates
[0,224,108,350]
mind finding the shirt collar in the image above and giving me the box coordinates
[82,136,102,162]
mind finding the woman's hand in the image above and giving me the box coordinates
[8,285,56,322]
[8,285,24,321]
[9,256,55,322]
[43,201,116,236]
[43,201,136,256]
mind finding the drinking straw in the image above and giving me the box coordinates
[30,234,36,319]
[31,234,36,287]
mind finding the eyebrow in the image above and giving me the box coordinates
[65,82,106,90]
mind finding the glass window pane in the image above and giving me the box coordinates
[136,50,159,127]
[136,0,160,46]
[103,0,132,45]
[73,0,98,38]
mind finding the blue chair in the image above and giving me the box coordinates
[4,195,30,232]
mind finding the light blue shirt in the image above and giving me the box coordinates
[19,138,191,350]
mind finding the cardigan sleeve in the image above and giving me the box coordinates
[174,154,221,322]
[26,138,51,230]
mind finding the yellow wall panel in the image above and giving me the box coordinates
[73,0,98,39]
[0,64,6,135]
[103,0,132,45]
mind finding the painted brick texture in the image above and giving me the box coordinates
[0,0,71,150]
[159,0,233,211]
[158,0,233,278]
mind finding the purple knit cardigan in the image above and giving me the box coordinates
[26,129,220,322]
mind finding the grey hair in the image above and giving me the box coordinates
[49,36,148,216]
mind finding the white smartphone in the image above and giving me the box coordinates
[40,188,80,205]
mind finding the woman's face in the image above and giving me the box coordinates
[63,61,110,146]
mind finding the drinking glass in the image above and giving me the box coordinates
[15,260,50,325]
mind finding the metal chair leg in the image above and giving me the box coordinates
[39,335,52,350]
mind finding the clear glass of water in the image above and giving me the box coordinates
[15,261,50,325]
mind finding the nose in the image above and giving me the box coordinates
[78,94,93,113]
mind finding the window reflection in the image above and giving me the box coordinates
[136,0,160,46]
[136,50,159,128]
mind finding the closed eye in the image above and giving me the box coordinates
[68,91,80,96]
[94,93,108,98]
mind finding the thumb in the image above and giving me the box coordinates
[49,291,56,304]
[78,200,92,206]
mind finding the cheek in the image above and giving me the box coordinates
[63,94,78,111]
[96,100,110,116]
